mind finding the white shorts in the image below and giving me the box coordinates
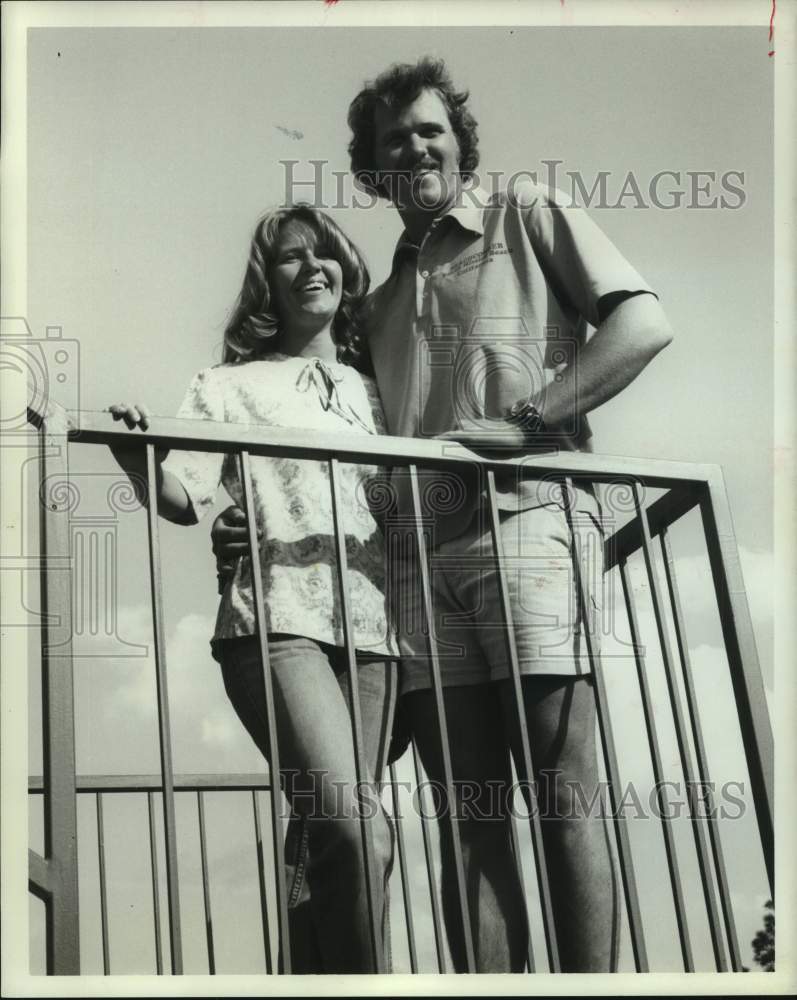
[389,490,605,695]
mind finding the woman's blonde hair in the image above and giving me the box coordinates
[222,205,371,369]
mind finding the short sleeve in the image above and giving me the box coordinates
[519,184,655,328]
[161,368,225,522]
[361,375,388,436]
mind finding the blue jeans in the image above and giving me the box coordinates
[219,634,397,973]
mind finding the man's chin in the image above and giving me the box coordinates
[395,181,457,215]
[416,171,458,209]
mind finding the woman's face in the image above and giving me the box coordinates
[269,220,344,331]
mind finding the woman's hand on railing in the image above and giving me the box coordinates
[106,403,194,523]
[109,402,153,431]
[107,403,170,469]
[212,505,250,593]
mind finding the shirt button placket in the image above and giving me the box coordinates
[416,264,429,317]
[417,224,437,320]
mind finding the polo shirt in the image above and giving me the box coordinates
[364,181,655,538]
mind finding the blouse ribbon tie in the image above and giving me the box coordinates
[295,358,373,434]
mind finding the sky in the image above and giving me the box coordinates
[7,2,788,987]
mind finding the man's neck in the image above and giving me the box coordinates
[398,208,439,245]
[395,183,461,244]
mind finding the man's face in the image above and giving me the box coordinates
[373,88,461,216]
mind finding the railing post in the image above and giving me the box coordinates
[699,470,774,894]
[37,414,80,974]
[144,444,184,973]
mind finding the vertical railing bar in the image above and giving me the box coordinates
[411,741,446,973]
[328,458,384,972]
[251,790,273,974]
[618,558,694,971]
[507,811,535,972]
[196,791,216,974]
[237,449,291,971]
[408,464,476,972]
[699,476,773,895]
[561,476,649,972]
[38,421,80,974]
[388,764,419,974]
[485,471,561,972]
[145,443,183,974]
[660,529,744,970]
[632,481,727,970]
[147,791,164,974]
[95,793,110,975]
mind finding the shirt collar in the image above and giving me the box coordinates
[390,184,489,272]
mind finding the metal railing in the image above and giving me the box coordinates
[26,399,774,974]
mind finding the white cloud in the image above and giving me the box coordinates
[74,605,264,775]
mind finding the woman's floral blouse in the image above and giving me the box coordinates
[162,353,397,657]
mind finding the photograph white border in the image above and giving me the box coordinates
[2,1,795,996]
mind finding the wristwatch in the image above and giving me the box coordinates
[505,400,547,436]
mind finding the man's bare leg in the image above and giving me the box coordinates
[404,684,528,972]
[500,674,619,972]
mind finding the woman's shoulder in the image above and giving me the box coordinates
[198,357,286,380]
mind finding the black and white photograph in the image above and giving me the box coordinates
[1,0,795,994]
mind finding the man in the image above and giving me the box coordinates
[214,57,672,972]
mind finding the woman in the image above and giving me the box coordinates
[108,205,397,973]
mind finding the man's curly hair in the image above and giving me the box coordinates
[347,57,479,200]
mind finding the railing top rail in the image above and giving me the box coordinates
[30,401,719,488]
[28,773,272,793]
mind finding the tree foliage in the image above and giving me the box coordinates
[751,899,774,971]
